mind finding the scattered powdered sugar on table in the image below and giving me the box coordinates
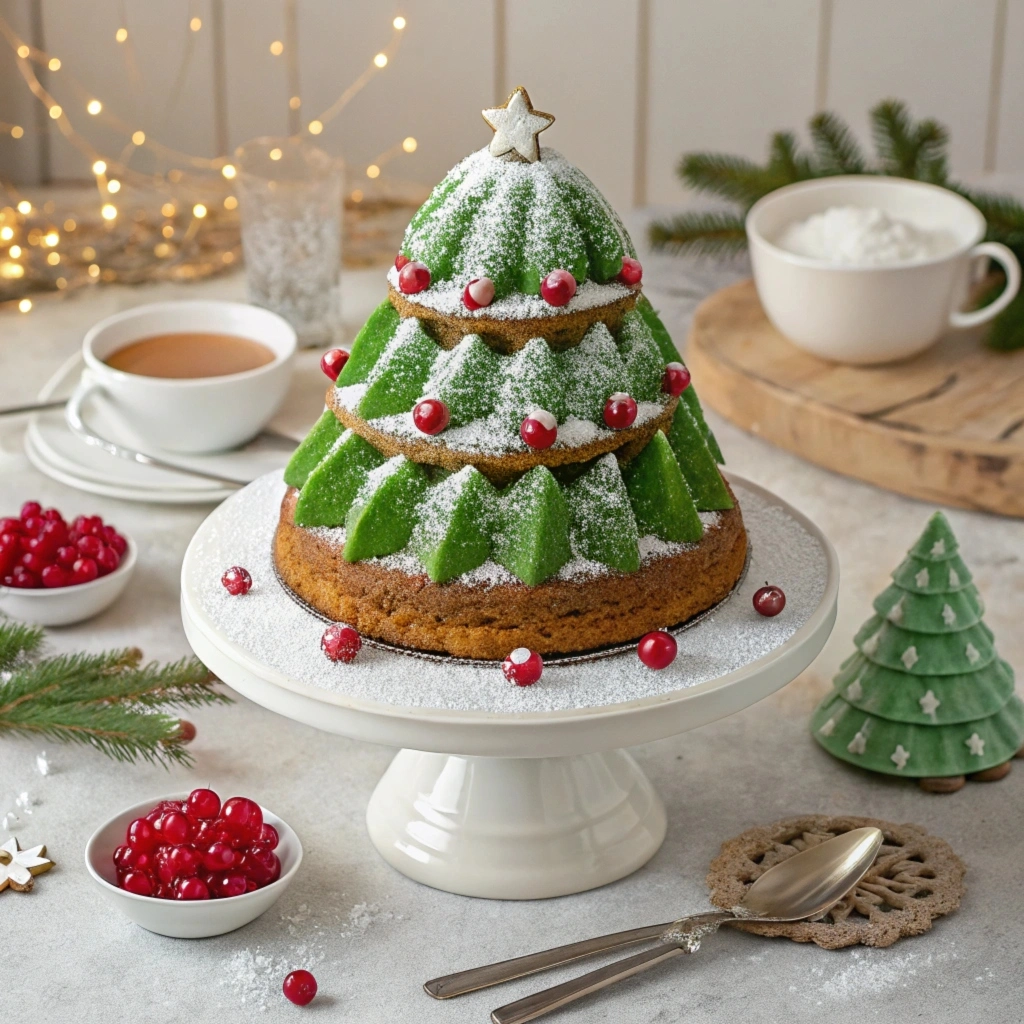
[188,473,828,714]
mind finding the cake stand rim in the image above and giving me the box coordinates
[180,470,839,755]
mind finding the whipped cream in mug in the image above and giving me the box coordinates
[776,205,957,265]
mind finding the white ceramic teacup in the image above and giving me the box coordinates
[78,300,296,454]
[746,176,1021,364]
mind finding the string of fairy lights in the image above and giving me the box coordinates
[0,10,419,315]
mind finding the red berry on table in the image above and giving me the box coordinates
[502,647,543,686]
[176,876,210,901]
[121,871,154,897]
[72,557,99,584]
[320,348,349,381]
[637,631,678,670]
[394,253,410,271]
[321,623,362,663]
[20,501,42,521]
[412,398,450,436]
[520,409,558,450]
[540,269,577,306]
[462,276,496,311]
[661,362,691,397]
[603,393,638,430]
[283,970,318,1007]
[221,796,263,841]
[187,787,221,821]
[41,564,68,588]
[398,260,431,294]
[618,256,643,286]
[753,584,786,617]
[221,566,253,595]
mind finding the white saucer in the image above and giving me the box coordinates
[25,353,295,504]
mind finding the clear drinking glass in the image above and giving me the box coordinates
[235,137,343,348]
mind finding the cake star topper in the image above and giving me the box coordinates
[482,87,554,163]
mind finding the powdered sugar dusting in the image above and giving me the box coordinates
[186,472,829,714]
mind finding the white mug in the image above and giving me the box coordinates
[746,176,1021,364]
[77,300,296,454]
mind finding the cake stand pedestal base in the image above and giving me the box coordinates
[366,749,667,899]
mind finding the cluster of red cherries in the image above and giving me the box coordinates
[393,253,643,307]
[113,788,281,901]
[0,502,127,589]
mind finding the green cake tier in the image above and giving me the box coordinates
[397,146,635,303]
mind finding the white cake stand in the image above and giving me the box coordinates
[180,471,838,900]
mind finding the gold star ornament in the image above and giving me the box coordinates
[482,87,554,163]
[0,837,54,893]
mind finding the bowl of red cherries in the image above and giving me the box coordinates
[0,502,136,626]
[84,787,302,938]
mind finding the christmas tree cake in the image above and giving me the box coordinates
[811,512,1024,791]
[274,88,747,659]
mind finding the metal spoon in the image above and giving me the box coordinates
[425,827,882,1013]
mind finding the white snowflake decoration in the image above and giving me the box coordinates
[846,679,863,701]
[965,733,985,757]
[941,603,956,627]
[886,597,904,624]
[918,690,941,719]
[948,568,960,588]
[861,630,881,656]
[819,717,836,737]
[0,837,53,892]
[915,567,930,589]
[847,725,869,755]
[930,539,946,556]
[901,645,919,670]
[965,642,980,665]
[890,745,911,771]
[482,88,554,163]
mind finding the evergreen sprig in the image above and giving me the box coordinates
[651,99,1024,349]
[0,620,230,767]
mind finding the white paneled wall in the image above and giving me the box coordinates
[0,0,1018,205]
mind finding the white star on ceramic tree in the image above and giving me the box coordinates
[890,744,911,771]
[919,690,941,718]
[0,837,54,893]
[965,732,986,757]
[482,87,555,163]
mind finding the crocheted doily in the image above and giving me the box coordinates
[706,815,965,949]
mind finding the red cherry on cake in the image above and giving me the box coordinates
[637,631,677,670]
[321,624,362,663]
[753,584,786,617]
[603,393,638,430]
[283,970,318,1007]
[502,647,543,686]
[412,398,450,435]
[320,348,349,381]
[221,566,253,595]
[520,409,557,450]
[618,256,643,286]
[398,260,431,294]
[394,253,410,270]
[540,269,577,306]
[463,276,496,311]
[662,362,691,396]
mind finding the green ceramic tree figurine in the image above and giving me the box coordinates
[811,511,1024,793]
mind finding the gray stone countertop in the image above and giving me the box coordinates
[0,230,1021,1024]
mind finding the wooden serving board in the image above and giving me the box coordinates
[686,279,1024,517]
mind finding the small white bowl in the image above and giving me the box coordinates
[0,536,137,627]
[746,176,1021,364]
[85,793,302,939]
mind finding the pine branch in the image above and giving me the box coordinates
[648,210,748,257]
[767,131,815,183]
[982,287,1024,351]
[678,153,782,209]
[809,112,866,173]
[0,621,44,671]
[0,619,229,767]
[871,99,921,177]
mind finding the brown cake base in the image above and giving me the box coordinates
[273,486,748,660]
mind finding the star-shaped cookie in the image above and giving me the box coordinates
[482,87,554,163]
[0,837,54,893]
